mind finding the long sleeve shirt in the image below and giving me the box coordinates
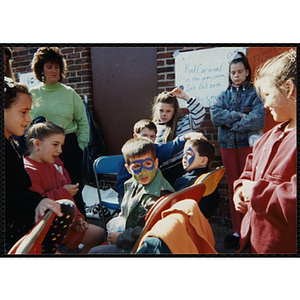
[116,134,186,196]
[24,157,85,250]
[210,84,265,149]
[234,122,296,254]
[155,97,205,184]
[30,82,89,150]
[5,138,44,251]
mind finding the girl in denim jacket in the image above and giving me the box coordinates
[210,52,265,249]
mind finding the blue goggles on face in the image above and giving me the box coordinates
[130,158,155,175]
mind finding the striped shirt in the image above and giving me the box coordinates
[155,97,205,170]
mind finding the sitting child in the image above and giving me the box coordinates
[173,139,220,219]
[24,120,104,253]
[89,137,175,254]
[116,119,206,200]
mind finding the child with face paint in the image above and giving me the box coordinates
[115,119,207,200]
[173,139,220,219]
[89,137,174,254]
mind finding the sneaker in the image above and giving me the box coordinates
[224,234,240,249]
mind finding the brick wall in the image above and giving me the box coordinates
[157,46,230,219]
[10,46,93,106]
[9,45,231,220]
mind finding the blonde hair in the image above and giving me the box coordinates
[254,51,297,103]
[151,92,179,142]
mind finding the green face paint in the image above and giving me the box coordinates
[130,158,156,185]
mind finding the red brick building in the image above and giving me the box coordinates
[8,45,290,220]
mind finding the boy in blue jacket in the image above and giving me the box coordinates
[173,139,220,219]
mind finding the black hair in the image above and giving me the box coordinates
[229,51,251,85]
[4,77,31,109]
[186,139,215,168]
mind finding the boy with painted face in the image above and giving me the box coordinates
[173,139,220,219]
[116,119,207,200]
[88,137,174,254]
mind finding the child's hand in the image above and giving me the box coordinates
[64,183,79,196]
[233,187,248,214]
[241,180,256,202]
[169,87,190,101]
[35,198,63,223]
[75,218,89,232]
[184,132,208,142]
[107,232,121,244]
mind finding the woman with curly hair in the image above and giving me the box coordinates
[30,47,89,216]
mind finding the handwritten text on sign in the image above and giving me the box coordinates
[175,47,247,107]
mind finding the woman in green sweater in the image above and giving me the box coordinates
[30,47,89,216]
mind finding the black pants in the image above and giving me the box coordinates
[59,133,86,217]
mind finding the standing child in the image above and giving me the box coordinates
[233,51,297,254]
[152,87,206,185]
[173,139,220,219]
[210,52,265,249]
[89,137,175,254]
[24,120,104,253]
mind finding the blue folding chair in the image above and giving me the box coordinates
[93,155,124,236]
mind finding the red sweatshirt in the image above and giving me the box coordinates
[24,157,85,250]
[234,121,296,254]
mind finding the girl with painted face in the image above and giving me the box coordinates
[24,120,104,253]
[210,52,265,250]
[151,87,206,185]
[233,51,297,254]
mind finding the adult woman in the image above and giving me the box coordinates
[4,77,76,254]
[30,47,89,216]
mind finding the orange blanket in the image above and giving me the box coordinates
[137,199,217,254]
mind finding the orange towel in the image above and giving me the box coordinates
[138,199,217,254]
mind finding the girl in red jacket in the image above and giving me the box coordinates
[233,50,297,254]
[24,119,104,253]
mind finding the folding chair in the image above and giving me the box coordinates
[93,155,123,236]
[8,199,76,255]
[8,210,55,254]
[131,166,225,253]
[131,182,206,253]
[193,166,225,197]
